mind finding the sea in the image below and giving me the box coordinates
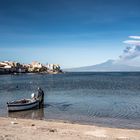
[0,72,140,129]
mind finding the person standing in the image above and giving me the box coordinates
[37,87,44,108]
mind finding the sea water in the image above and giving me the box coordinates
[0,72,140,129]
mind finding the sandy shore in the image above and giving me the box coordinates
[0,117,140,140]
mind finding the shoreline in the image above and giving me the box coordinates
[0,71,63,75]
[0,117,140,140]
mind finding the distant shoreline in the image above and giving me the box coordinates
[64,71,140,73]
[1,71,140,75]
[0,71,63,75]
[0,61,63,75]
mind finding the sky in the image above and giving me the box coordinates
[0,0,140,68]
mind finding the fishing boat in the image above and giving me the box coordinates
[7,99,39,112]
[7,88,44,112]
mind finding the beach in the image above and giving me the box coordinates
[0,117,140,140]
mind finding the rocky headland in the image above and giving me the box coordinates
[0,61,63,74]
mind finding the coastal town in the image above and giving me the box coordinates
[0,61,62,74]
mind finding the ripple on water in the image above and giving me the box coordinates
[0,72,140,129]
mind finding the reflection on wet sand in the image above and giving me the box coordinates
[8,107,44,120]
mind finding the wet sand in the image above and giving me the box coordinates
[0,117,140,140]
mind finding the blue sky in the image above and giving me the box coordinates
[0,0,140,68]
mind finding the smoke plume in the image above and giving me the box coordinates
[119,36,140,60]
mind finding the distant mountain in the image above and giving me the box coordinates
[64,59,140,72]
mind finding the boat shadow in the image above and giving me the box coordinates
[8,107,45,120]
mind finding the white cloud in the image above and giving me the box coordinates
[129,36,140,39]
[123,40,140,45]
